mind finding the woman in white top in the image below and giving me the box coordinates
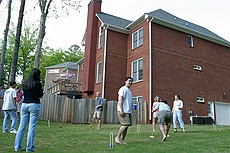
[172,95,185,132]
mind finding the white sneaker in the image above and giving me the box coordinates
[10,129,17,134]
[2,131,7,133]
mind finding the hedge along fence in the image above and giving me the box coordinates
[39,94,148,124]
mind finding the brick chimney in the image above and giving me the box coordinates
[82,0,102,94]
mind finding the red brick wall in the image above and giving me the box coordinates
[127,21,150,104]
[103,30,128,101]
[82,0,101,93]
[151,23,230,123]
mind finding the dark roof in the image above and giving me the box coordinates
[45,62,78,70]
[147,9,229,43]
[97,9,229,45]
[97,12,132,29]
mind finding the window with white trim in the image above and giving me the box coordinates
[98,27,104,49]
[196,97,204,103]
[188,35,194,47]
[194,64,202,71]
[132,96,143,103]
[96,61,102,83]
[132,58,143,82]
[132,28,143,49]
[81,63,84,71]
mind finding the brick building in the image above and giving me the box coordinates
[80,0,230,124]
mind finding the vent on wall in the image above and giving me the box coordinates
[194,64,202,71]
[196,97,204,103]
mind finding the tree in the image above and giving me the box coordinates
[0,0,12,83]
[34,0,82,68]
[19,23,38,80]
[9,0,26,82]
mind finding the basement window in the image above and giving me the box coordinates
[196,97,204,103]
[132,96,143,103]
[194,64,202,71]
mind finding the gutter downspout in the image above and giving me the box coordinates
[148,17,154,122]
[102,25,109,98]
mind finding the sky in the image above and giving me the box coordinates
[0,0,230,50]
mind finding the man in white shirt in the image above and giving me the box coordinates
[2,81,17,134]
[115,77,133,145]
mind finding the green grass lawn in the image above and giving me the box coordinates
[0,117,230,153]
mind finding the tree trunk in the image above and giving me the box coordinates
[0,0,12,83]
[9,0,26,82]
[34,0,53,68]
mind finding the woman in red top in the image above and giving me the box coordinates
[16,87,24,120]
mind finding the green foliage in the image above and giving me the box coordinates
[0,23,38,84]
[1,24,83,85]
[0,118,230,153]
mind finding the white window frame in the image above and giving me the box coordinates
[132,96,143,103]
[48,69,59,74]
[188,35,194,47]
[131,58,143,83]
[132,28,143,49]
[194,64,202,71]
[81,63,84,71]
[98,26,104,49]
[196,97,204,103]
[96,61,102,83]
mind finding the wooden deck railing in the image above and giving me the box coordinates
[47,81,82,96]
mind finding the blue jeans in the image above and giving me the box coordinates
[2,110,18,132]
[173,110,185,129]
[14,103,41,152]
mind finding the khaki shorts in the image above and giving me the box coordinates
[117,112,132,126]
[93,111,102,119]
[158,110,172,125]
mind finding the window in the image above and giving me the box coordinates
[48,69,59,73]
[81,63,84,71]
[188,35,193,47]
[194,64,202,71]
[98,27,104,49]
[132,96,143,103]
[132,58,143,82]
[96,61,102,83]
[196,97,204,103]
[132,28,143,49]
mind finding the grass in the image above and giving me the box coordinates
[0,117,230,153]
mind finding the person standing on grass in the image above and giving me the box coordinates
[0,84,4,117]
[115,77,133,145]
[2,81,17,134]
[15,86,24,120]
[172,94,185,132]
[90,91,104,129]
[14,68,43,152]
[152,100,172,141]
[150,96,161,138]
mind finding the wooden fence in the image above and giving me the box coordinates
[40,94,148,124]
